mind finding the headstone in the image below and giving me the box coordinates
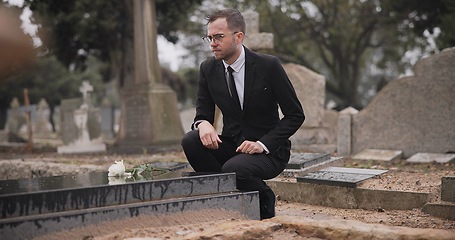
[242,10,274,50]
[33,98,52,138]
[100,97,115,141]
[350,47,455,157]
[441,176,455,202]
[351,149,403,161]
[297,167,388,188]
[115,0,183,153]
[59,98,82,144]
[284,64,337,153]
[406,153,455,163]
[284,63,325,128]
[337,107,358,156]
[4,97,25,136]
[57,81,106,153]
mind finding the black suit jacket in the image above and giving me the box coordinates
[193,47,305,160]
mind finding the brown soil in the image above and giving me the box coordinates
[1,150,454,239]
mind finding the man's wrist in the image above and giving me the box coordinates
[192,120,205,130]
[256,141,270,154]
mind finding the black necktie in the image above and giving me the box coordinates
[227,66,240,107]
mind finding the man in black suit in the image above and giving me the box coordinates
[181,8,304,219]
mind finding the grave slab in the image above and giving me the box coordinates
[0,191,259,240]
[406,153,455,163]
[282,152,343,178]
[351,149,403,161]
[0,170,240,218]
[296,167,388,188]
[286,153,331,169]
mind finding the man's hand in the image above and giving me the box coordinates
[198,120,222,149]
[236,140,264,154]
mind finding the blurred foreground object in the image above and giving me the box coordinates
[0,6,36,81]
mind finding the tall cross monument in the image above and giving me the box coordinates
[115,0,183,153]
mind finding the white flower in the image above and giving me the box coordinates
[108,176,126,185]
[108,160,126,177]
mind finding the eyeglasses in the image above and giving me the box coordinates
[202,32,238,44]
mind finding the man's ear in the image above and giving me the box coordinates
[236,32,245,44]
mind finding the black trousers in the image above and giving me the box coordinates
[181,130,288,192]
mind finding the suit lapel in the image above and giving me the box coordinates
[215,61,240,108]
[243,48,256,111]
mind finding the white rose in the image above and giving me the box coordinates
[108,160,126,177]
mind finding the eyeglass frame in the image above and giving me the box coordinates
[202,32,239,44]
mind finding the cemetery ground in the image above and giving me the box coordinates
[0,148,453,239]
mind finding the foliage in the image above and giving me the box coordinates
[26,0,203,73]
[223,0,455,109]
[0,55,107,113]
[127,163,170,180]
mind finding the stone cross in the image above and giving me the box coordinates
[79,81,93,105]
[242,10,274,50]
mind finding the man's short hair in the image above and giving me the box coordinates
[206,8,246,33]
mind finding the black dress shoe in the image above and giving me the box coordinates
[259,189,276,220]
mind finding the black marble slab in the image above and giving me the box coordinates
[296,167,388,188]
[286,153,331,169]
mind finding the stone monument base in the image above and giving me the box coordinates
[114,83,184,153]
[57,143,106,154]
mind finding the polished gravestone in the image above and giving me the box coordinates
[286,153,331,169]
[282,153,343,177]
[297,167,388,188]
[0,162,260,239]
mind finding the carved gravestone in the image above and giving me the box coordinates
[5,98,25,136]
[100,97,115,141]
[284,64,337,152]
[33,98,52,139]
[58,81,105,153]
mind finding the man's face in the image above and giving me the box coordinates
[207,18,241,64]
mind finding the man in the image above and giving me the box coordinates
[181,8,304,220]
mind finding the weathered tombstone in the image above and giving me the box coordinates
[57,81,106,153]
[243,10,274,50]
[4,97,25,136]
[284,63,337,153]
[100,97,115,141]
[349,47,455,157]
[59,98,82,144]
[33,98,52,139]
[337,107,358,156]
[115,0,183,153]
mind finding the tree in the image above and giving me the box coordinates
[0,55,107,128]
[26,0,203,80]
[225,0,455,109]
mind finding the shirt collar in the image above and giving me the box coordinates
[223,46,245,73]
